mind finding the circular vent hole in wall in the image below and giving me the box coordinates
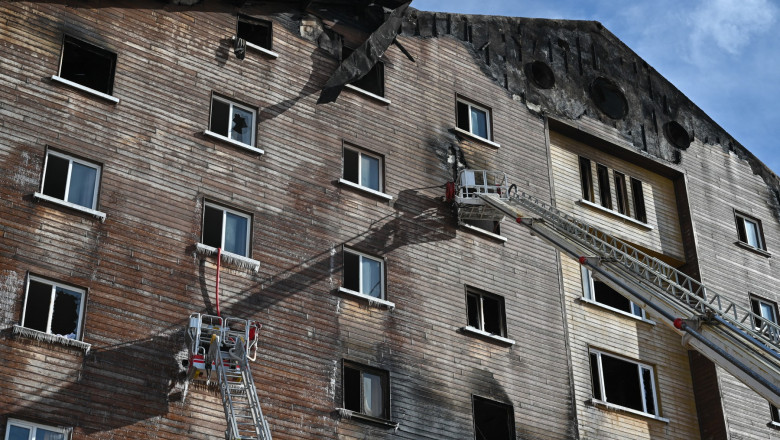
[525,61,555,89]
[590,77,628,119]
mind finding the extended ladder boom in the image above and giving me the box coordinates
[478,191,780,406]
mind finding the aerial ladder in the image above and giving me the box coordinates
[451,169,780,407]
[186,313,272,440]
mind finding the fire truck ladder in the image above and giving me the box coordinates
[476,190,780,406]
[207,334,272,440]
[187,314,271,440]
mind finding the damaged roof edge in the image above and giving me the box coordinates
[396,7,780,219]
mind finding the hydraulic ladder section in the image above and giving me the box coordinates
[187,314,272,440]
[475,189,780,406]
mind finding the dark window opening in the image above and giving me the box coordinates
[596,164,612,209]
[59,36,116,95]
[631,177,646,223]
[465,287,506,337]
[457,101,470,132]
[210,99,230,138]
[594,280,633,314]
[473,396,515,440]
[343,148,359,185]
[464,219,501,236]
[590,350,657,416]
[590,77,628,119]
[343,251,360,292]
[579,157,593,202]
[237,15,273,50]
[22,278,84,339]
[614,171,630,216]
[343,47,384,97]
[771,404,780,424]
[600,354,643,411]
[342,361,390,420]
[42,154,69,201]
[202,205,224,249]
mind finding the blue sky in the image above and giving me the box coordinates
[412,0,780,175]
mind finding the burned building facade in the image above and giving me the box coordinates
[1,1,779,439]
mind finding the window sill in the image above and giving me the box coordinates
[579,297,656,325]
[51,75,119,104]
[459,222,507,242]
[337,179,393,201]
[589,399,669,423]
[337,287,395,310]
[336,408,399,429]
[452,127,500,149]
[577,199,653,230]
[33,192,106,222]
[203,130,265,155]
[233,36,279,58]
[735,241,771,257]
[13,325,91,353]
[769,421,780,430]
[196,243,260,272]
[344,84,391,105]
[461,326,515,345]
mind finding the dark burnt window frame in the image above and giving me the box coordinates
[462,285,514,345]
[33,146,106,221]
[588,347,667,422]
[339,359,396,428]
[52,34,118,103]
[235,14,278,58]
[581,266,653,323]
[454,95,500,148]
[338,142,392,201]
[204,92,263,155]
[734,210,769,255]
[472,395,516,440]
[577,155,649,227]
[4,417,73,440]
[20,273,87,343]
[341,43,388,103]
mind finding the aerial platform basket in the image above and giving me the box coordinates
[448,170,510,223]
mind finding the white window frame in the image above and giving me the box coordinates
[581,267,652,322]
[457,98,492,141]
[39,149,102,210]
[771,403,780,427]
[735,211,766,251]
[205,95,260,153]
[201,201,253,259]
[589,348,662,419]
[341,146,383,189]
[4,418,71,440]
[20,275,86,341]
[340,249,385,300]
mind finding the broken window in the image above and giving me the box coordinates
[342,46,385,97]
[40,149,101,210]
[596,163,612,210]
[343,249,384,299]
[735,211,766,251]
[579,156,594,202]
[614,171,630,216]
[201,201,252,257]
[342,360,390,420]
[750,295,778,330]
[771,404,780,425]
[343,146,382,192]
[631,177,647,223]
[57,35,117,95]
[208,95,257,148]
[456,98,492,140]
[21,276,85,340]
[236,15,273,51]
[472,396,515,440]
[466,286,507,337]
[462,219,501,237]
[589,349,659,416]
[5,418,70,440]
[582,267,644,318]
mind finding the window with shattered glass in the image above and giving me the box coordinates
[21,276,85,340]
[208,95,257,147]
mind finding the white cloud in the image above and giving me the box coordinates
[690,0,776,55]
